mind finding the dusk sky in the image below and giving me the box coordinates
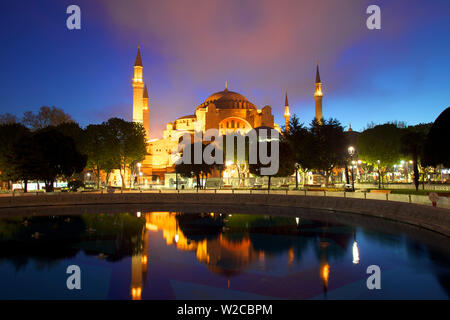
[1,0,449,138]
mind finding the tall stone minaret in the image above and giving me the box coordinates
[284,90,290,133]
[314,63,323,123]
[143,82,149,140]
[132,46,144,124]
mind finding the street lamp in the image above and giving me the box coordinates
[348,146,355,192]
[294,163,300,189]
[377,160,381,189]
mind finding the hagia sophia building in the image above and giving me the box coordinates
[126,47,324,186]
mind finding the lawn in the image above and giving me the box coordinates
[368,188,450,196]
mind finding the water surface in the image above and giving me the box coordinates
[0,206,448,300]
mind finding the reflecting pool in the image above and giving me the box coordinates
[0,206,449,300]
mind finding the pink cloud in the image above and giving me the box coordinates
[97,0,429,137]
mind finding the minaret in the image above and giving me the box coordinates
[314,63,323,123]
[132,46,144,124]
[284,90,290,133]
[143,82,150,140]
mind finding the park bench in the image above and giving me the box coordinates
[370,189,391,194]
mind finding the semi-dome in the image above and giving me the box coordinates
[197,87,257,110]
[176,114,196,121]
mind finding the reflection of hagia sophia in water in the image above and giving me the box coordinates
[0,212,354,299]
[2,212,449,299]
[111,47,325,186]
[129,211,353,300]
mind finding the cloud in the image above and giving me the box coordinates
[97,0,447,135]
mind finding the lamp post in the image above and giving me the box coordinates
[348,146,355,192]
[377,160,381,189]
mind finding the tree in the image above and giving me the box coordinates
[423,107,450,168]
[401,124,431,191]
[248,129,281,190]
[175,142,213,190]
[222,132,250,187]
[105,118,147,189]
[22,106,73,131]
[55,122,86,153]
[284,115,315,187]
[84,124,119,188]
[31,128,87,192]
[0,113,18,125]
[307,118,347,185]
[0,123,31,190]
[357,123,403,185]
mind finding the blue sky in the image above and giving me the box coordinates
[0,0,449,138]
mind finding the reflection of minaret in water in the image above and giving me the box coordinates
[130,212,150,300]
[320,261,330,298]
[319,225,330,298]
[288,217,301,267]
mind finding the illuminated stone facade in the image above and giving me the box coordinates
[132,48,284,182]
[130,48,324,184]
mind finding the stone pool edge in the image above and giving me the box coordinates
[0,193,449,237]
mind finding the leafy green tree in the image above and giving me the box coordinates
[175,142,213,190]
[277,137,297,178]
[423,107,450,168]
[105,118,147,189]
[222,132,251,187]
[248,128,282,190]
[357,123,403,184]
[55,122,86,153]
[307,118,347,185]
[0,123,31,190]
[84,124,119,188]
[250,138,293,190]
[284,115,315,187]
[401,123,431,191]
[31,128,87,192]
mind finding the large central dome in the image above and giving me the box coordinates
[205,89,248,103]
[198,88,257,110]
